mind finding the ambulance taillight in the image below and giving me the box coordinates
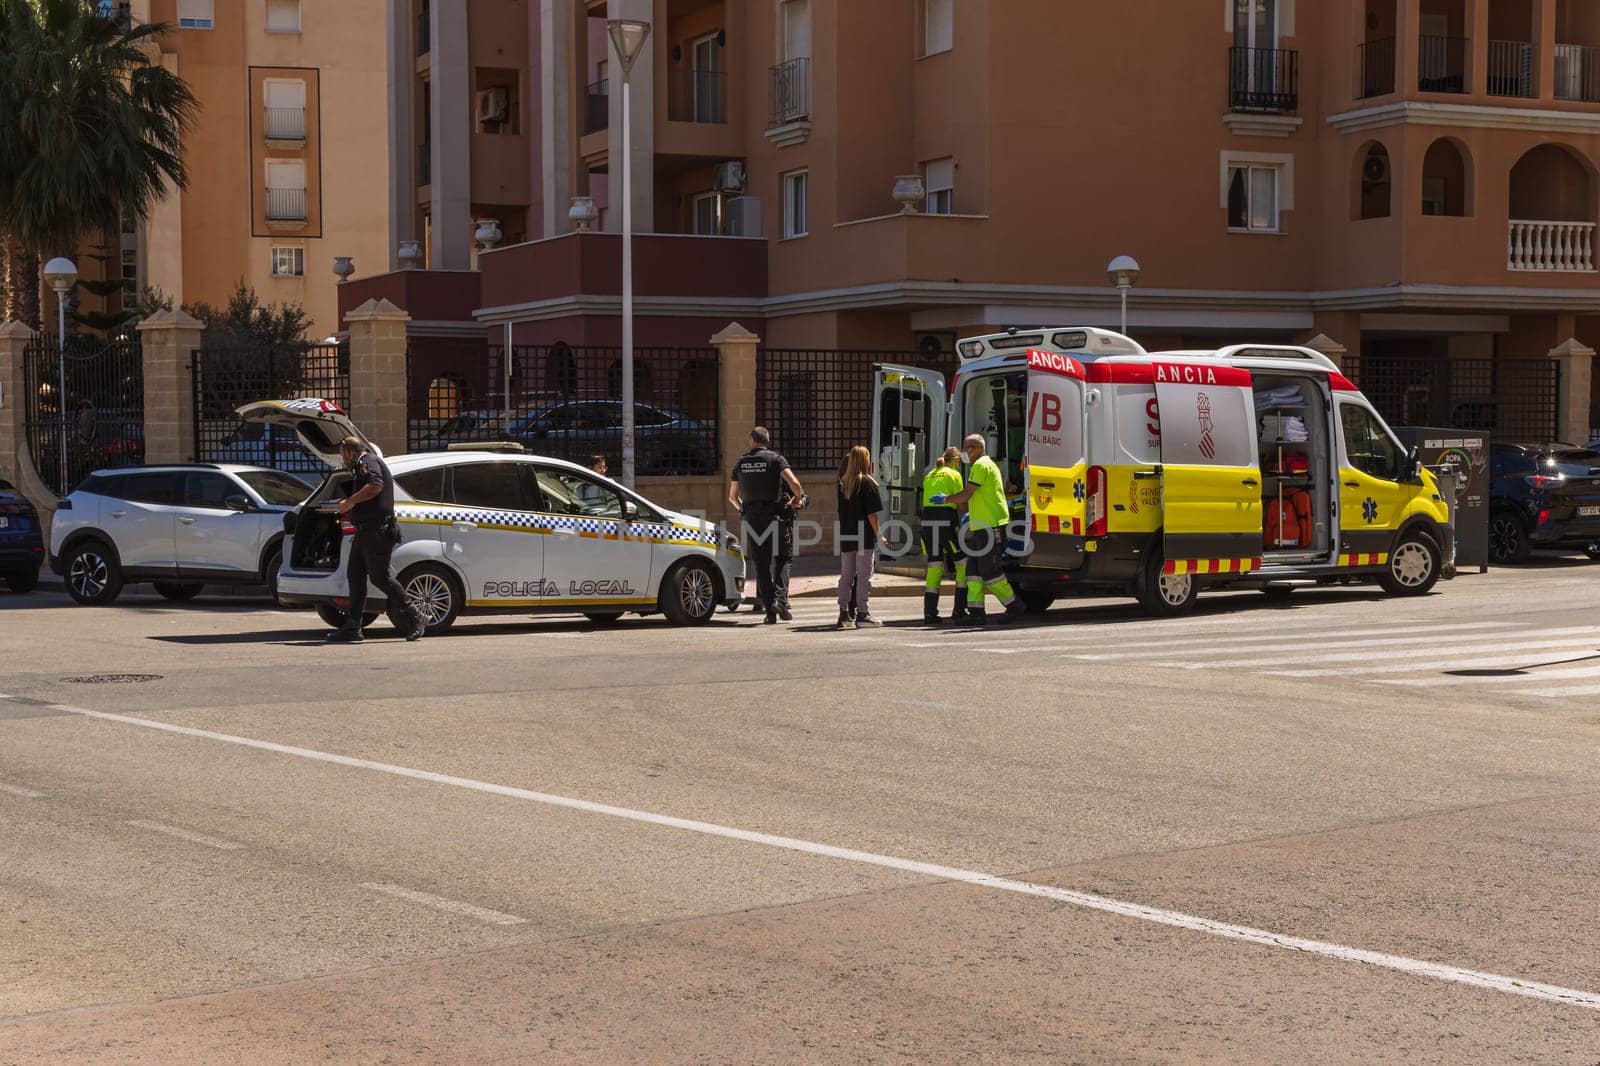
[1086,465,1108,537]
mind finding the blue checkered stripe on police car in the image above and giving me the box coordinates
[397,506,729,551]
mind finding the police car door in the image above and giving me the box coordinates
[1152,362,1264,574]
[870,364,948,557]
[531,465,655,608]
[1024,349,1088,568]
[443,460,545,606]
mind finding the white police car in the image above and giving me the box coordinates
[241,400,744,633]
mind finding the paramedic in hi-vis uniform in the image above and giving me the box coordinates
[919,446,968,624]
[938,434,1025,625]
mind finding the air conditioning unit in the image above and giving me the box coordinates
[713,161,746,193]
[916,332,954,360]
[724,196,762,238]
[1362,153,1391,185]
[478,87,509,124]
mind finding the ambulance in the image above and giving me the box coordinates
[871,328,1455,615]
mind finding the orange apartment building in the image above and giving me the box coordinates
[368,0,1600,444]
[121,0,389,340]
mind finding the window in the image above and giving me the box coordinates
[923,0,952,55]
[692,192,721,235]
[534,468,624,520]
[121,472,179,505]
[237,470,311,506]
[271,247,304,277]
[782,170,808,238]
[264,78,306,139]
[120,248,138,304]
[266,160,307,222]
[1340,404,1406,481]
[1227,163,1279,232]
[924,157,954,215]
[449,462,532,510]
[782,0,811,60]
[183,472,241,509]
[395,468,447,504]
[178,0,213,29]
[265,0,300,32]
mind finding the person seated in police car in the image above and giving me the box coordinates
[327,436,425,644]
[728,426,807,625]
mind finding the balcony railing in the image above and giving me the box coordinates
[667,69,727,124]
[1228,46,1298,112]
[417,142,430,186]
[1508,220,1596,272]
[1358,37,1396,98]
[1555,43,1600,102]
[266,187,307,222]
[1418,35,1468,93]
[583,79,608,135]
[264,106,305,140]
[769,57,811,125]
[1489,40,1535,97]
[416,8,429,56]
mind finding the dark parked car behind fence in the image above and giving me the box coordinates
[1488,442,1600,563]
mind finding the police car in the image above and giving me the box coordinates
[241,400,743,633]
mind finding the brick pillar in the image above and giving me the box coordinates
[0,321,34,488]
[1549,337,1595,444]
[346,298,411,456]
[1303,332,1348,372]
[711,322,759,519]
[136,309,202,464]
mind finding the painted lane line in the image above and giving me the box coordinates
[1268,645,1600,678]
[1524,683,1600,697]
[23,698,1600,1014]
[1075,626,1600,662]
[1027,621,1516,655]
[361,882,528,926]
[125,819,244,851]
[1381,663,1600,688]
[0,782,44,798]
[957,623,1537,658]
[1206,635,1600,671]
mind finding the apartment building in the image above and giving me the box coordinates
[378,0,1600,443]
[123,0,390,339]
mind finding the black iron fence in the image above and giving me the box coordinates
[192,342,350,474]
[1418,35,1468,93]
[406,341,721,476]
[1228,46,1298,112]
[770,57,811,126]
[755,348,955,471]
[1343,354,1561,443]
[667,69,727,124]
[1489,39,1536,97]
[23,332,144,496]
[1358,37,1396,98]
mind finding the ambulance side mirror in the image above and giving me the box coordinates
[1404,447,1424,484]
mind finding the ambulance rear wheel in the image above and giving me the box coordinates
[1017,589,1056,614]
[1378,532,1440,596]
[1136,552,1197,616]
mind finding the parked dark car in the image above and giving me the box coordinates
[1488,443,1600,563]
[504,400,717,475]
[0,478,45,592]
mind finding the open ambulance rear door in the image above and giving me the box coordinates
[1023,349,1088,570]
[1152,362,1264,576]
[870,364,947,557]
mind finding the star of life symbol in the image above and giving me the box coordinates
[1073,479,1086,502]
[1362,497,1379,524]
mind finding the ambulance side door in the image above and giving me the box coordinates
[1153,363,1264,572]
[1335,399,1420,563]
[870,364,948,557]
[1023,349,1088,569]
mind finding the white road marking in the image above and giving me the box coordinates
[1076,626,1600,662]
[981,621,1517,656]
[1524,683,1600,697]
[361,882,528,926]
[21,696,1600,1014]
[1382,663,1600,688]
[1270,645,1600,678]
[125,819,243,851]
[0,782,44,798]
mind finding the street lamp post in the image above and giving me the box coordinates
[43,257,78,496]
[1106,255,1141,336]
[608,16,650,488]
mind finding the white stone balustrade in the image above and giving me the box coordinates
[1508,220,1597,272]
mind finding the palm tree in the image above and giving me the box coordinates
[0,0,197,329]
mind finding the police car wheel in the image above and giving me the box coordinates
[1136,551,1197,616]
[316,604,381,630]
[1379,533,1440,596]
[662,560,718,626]
[393,563,462,633]
[65,541,123,606]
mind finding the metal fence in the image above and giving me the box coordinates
[1342,354,1561,443]
[769,57,811,126]
[1358,37,1396,98]
[755,348,956,471]
[406,341,721,476]
[192,342,349,474]
[1228,46,1298,112]
[23,332,144,496]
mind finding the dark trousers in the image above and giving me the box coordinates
[346,524,413,628]
[745,511,791,611]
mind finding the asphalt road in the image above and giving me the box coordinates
[3,560,1600,1063]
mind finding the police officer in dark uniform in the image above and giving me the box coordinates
[327,436,425,643]
[728,426,806,625]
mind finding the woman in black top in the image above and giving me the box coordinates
[835,445,883,629]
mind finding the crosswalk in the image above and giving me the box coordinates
[773,598,1600,702]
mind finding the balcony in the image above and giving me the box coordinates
[583,79,608,135]
[769,57,811,126]
[1508,220,1596,272]
[1227,47,1297,112]
[1488,40,1535,98]
[1555,44,1600,103]
[263,106,305,142]
[417,142,430,187]
[1358,37,1396,98]
[667,69,727,124]
[1418,35,1468,93]
[266,187,307,223]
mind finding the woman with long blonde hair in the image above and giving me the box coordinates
[834,444,883,629]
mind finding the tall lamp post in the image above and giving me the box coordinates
[43,257,78,495]
[1106,255,1140,337]
[608,16,650,488]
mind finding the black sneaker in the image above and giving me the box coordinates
[997,601,1028,625]
[763,612,778,625]
[836,611,855,630]
[326,626,364,644]
[778,605,793,622]
[406,612,427,642]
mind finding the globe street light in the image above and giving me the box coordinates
[1106,255,1140,336]
[42,257,78,495]
[608,16,650,488]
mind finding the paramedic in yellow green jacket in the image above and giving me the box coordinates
[919,446,968,624]
[938,435,1025,625]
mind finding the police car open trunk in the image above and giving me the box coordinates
[287,472,354,572]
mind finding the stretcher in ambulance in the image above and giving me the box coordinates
[871,328,1455,616]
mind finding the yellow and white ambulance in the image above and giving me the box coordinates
[871,328,1455,615]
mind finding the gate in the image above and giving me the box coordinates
[1343,354,1561,443]
[192,342,349,474]
[23,332,144,495]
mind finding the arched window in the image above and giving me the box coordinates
[1421,138,1471,216]
[1508,144,1597,271]
[425,374,469,418]
[543,341,577,397]
[608,359,654,402]
[1356,141,1392,220]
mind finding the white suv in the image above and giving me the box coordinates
[239,399,744,634]
[50,464,312,605]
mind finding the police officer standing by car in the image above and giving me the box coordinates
[327,436,425,643]
[728,426,806,625]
